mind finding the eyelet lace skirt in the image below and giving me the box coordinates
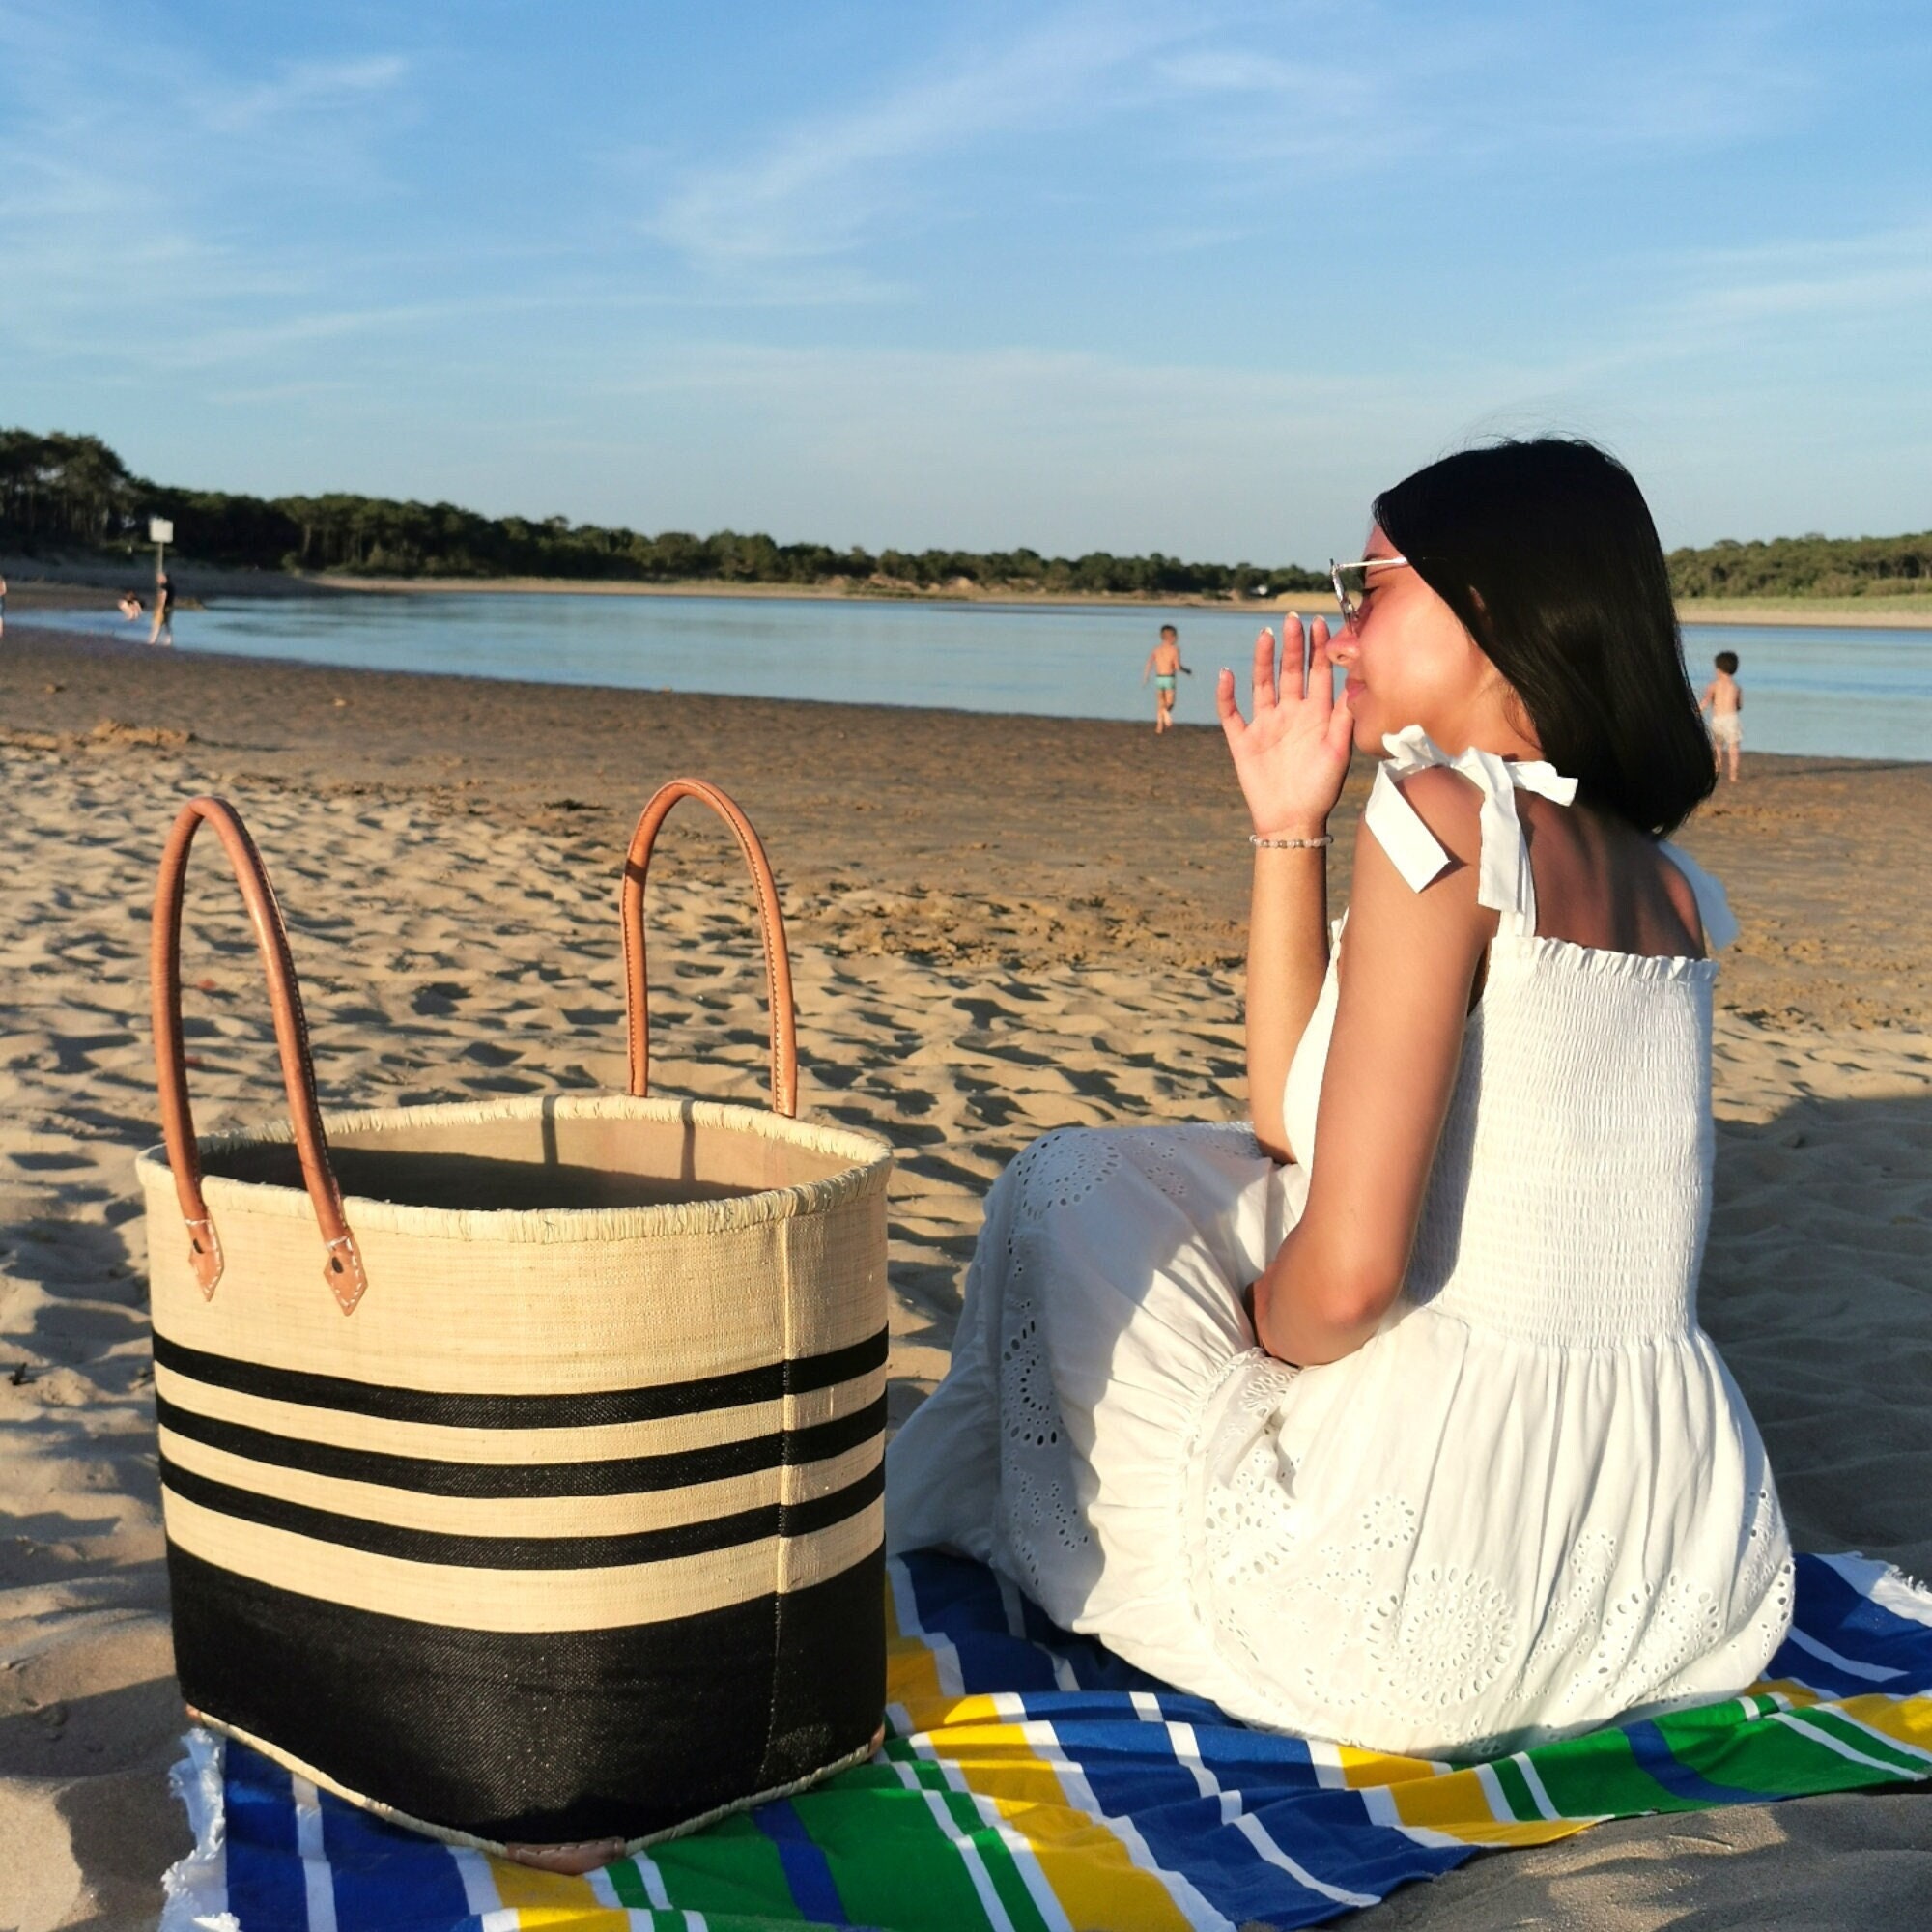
[885,1122,1793,1760]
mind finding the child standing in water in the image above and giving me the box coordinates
[1701,650,1743,781]
[150,572,177,648]
[1142,623,1189,733]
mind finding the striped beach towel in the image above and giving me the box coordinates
[163,1548,1932,1932]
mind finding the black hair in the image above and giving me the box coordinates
[1373,438,1715,835]
[1715,650,1739,674]
[1159,623,1178,638]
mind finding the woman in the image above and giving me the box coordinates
[886,439,1792,1759]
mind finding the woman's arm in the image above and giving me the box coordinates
[1243,838,1330,1160]
[1217,619,1353,1161]
[1250,767,1492,1365]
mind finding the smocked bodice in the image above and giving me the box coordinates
[1283,726,1736,1348]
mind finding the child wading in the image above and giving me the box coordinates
[1702,650,1744,781]
[888,438,1791,1760]
[1142,624,1189,733]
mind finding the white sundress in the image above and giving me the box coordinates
[885,726,1794,1760]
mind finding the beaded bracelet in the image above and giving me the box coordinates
[1249,833,1333,850]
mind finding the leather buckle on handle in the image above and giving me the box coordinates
[622,780,799,1118]
[323,1234,369,1313]
[185,1217,224,1297]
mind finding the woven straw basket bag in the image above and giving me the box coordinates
[137,781,895,1868]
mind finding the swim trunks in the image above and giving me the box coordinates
[1711,713,1742,747]
[1154,673,1177,693]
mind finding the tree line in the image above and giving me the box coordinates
[4,425,1926,600]
[0,427,1324,597]
[1666,529,1932,599]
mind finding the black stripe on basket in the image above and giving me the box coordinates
[168,1541,885,1845]
[152,1325,889,1428]
[159,1451,884,1570]
[156,1389,888,1498]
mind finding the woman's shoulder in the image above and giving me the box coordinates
[1524,797,1713,957]
[1390,763,1482,839]
[1358,760,1485,884]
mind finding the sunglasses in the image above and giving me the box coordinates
[1330,554,1409,629]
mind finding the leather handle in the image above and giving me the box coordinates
[622,780,798,1118]
[151,798,368,1313]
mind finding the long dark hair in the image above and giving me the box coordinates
[1373,438,1715,835]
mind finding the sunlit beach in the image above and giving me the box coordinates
[3,7,1930,1931]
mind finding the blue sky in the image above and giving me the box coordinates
[4,1,1930,560]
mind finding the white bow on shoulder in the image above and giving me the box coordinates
[1365,725,1577,923]
[1361,724,1737,950]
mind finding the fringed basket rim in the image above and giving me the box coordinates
[134,1093,894,1245]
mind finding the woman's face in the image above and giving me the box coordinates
[1329,526,1535,759]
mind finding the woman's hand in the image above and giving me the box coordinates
[1216,617,1354,837]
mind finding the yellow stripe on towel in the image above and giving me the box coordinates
[1331,1743,1444,1788]
[483,1858,629,1927]
[1751,1678,1826,1707]
[1383,1768,1586,1848]
[923,1715,1198,1932]
[885,1582,952,1718]
[1842,1693,1932,1757]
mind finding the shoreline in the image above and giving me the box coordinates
[4,620,1927,1027]
[9,561,1932,627]
[326,580,1932,626]
[313,574,1308,612]
[9,614,1930,773]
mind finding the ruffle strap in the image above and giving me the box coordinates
[1363,725,1577,929]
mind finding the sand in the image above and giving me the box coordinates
[1675,595,1932,630]
[1,627,1927,1928]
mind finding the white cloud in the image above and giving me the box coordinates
[1183,4,1812,174]
[1662,222,1932,331]
[199,53,410,134]
[642,2,1818,286]
[646,6,1193,270]
[1158,48,1336,93]
[0,5,416,370]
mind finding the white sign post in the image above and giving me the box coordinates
[149,516,173,603]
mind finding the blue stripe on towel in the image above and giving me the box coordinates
[899,1548,1010,1644]
[1625,1720,1772,1806]
[1254,1787,1472,1895]
[1183,1713,1327,1795]
[1054,1714,1459,1925]
[224,1746,309,1931]
[1012,1587,1166,1693]
[754,1797,848,1925]
[318,1787,470,1931]
[903,1549,1165,1697]
[1782,1557,1932,1684]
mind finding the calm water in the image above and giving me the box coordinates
[22,593,1932,761]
